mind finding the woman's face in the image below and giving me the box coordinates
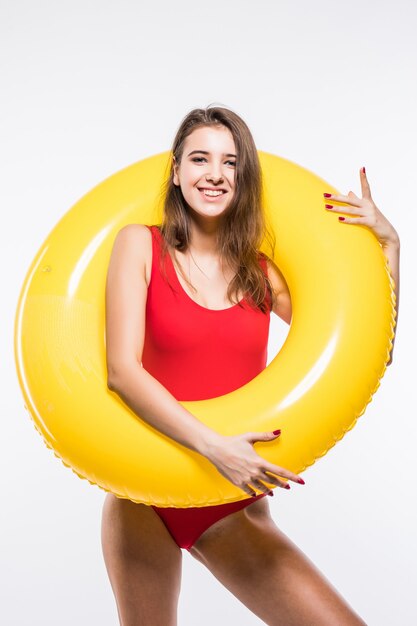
[173,125,237,220]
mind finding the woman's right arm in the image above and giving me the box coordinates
[105,225,303,495]
[105,224,221,455]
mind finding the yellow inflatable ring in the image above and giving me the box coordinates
[14,152,396,507]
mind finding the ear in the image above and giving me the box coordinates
[172,155,179,187]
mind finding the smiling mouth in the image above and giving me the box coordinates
[197,188,227,197]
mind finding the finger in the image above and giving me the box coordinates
[264,465,303,484]
[247,430,281,443]
[360,166,372,200]
[251,478,274,494]
[256,474,290,489]
[338,216,369,225]
[325,204,363,216]
[323,193,362,208]
[242,484,258,497]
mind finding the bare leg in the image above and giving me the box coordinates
[101,493,183,626]
[189,498,367,626]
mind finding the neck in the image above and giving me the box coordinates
[187,214,223,257]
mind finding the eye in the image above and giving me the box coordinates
[191,157,236,167]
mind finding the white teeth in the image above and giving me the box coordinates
[201,189,224,196]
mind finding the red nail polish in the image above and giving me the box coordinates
[362,166,366,174]
[323,193,332,197]
[273,429,281,435]
[284,484,291,490]
[339,217,345,221]
[325,204,333,209]
[297,478,305,485]
[268,491,274,497]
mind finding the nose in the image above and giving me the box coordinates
[205,161,224,184]
[205,171,224,184]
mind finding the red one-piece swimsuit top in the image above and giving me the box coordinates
[141,225,272,551]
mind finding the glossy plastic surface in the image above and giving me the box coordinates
[14,152,396,506]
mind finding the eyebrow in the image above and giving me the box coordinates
[187,150,237,158]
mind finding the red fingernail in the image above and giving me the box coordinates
[325,204,333,209]
[323,193,332,197]
[273,429,281,435]
[284,484,291,490]
[339,217,345,221]
[362,166,366,174]
[268,491,274,497]
[297,478,305,485]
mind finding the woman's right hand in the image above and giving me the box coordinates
[202,431,305,497]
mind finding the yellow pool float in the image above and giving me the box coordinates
[14,151,396,507]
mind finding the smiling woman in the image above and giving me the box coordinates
[15,103,397,626]
[100,105,395,625]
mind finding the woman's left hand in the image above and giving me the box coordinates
[323,167,399,247]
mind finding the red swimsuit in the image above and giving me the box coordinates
[142,225,271,551]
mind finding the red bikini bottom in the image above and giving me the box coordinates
[151,493,268,551]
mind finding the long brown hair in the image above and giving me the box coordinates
[157,104,277,314]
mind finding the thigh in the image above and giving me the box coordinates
[189,498,366,626]
[101,493,182,626]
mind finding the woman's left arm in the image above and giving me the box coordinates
[379,239,400,365]
[324,167,400,366]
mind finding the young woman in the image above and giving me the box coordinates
[101,106,400,626]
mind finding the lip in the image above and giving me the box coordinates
[198,188,228,202]
[197,187,227,192]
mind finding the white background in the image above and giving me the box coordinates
[2,1,416,624]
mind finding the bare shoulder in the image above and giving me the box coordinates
[263,256,289,294]
[264,256,292,325]
[114,223,152,246]
[111,223,153,287]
